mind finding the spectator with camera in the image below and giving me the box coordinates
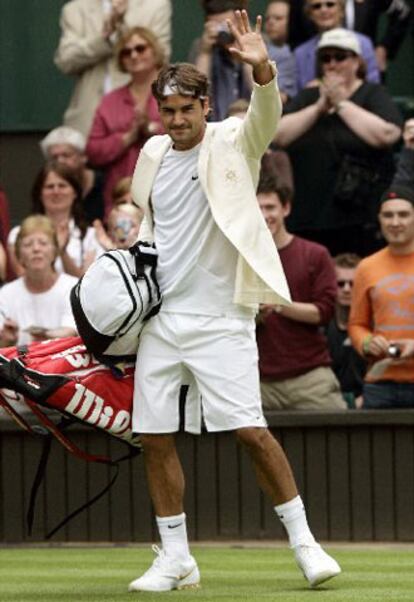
[274,28,402,257]
[326,253,366,408]
[256,170,346,411]
[188,0,253,121]
[348,185,414,409]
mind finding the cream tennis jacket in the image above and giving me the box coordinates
[131,76,291,308]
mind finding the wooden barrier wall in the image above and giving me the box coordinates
[1,410,414,543]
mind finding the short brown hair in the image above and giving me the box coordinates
[201,0,248,15]
[15,215,59,265]
[333,253,361,269]
[152,63,209,103]
[31,161,87,238]
[257,170,293,207]
[116,26,166,73]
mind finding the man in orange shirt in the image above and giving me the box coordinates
[348,184,414,408]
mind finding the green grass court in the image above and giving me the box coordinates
[1,545,414,601]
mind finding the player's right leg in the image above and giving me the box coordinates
[129,315,200,592]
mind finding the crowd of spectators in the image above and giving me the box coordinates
[0,0,413,413]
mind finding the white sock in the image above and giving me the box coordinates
[156,513,190,560]
[274,495,316,548]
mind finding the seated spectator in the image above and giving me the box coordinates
[275,28,402,257]
[294,0,380,90]
[288,0,412,78]
[95,203,143,250]
[263,0,298,102]
[8,163,104,279]
[40,126,105,222]
[393,118,414,189]
[261,150,295,201]
[348,185,414,409]
[326,253,366,408]
[86,26,165,217]
[188,0,253,121]
[0,215,77,347]
[256,171,346,411]
[54,0,172,136]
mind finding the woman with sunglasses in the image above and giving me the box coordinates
[86,26,165,217]
[294,0,379,90]
[274,28,402,257]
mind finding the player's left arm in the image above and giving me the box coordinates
[227,10,282,159]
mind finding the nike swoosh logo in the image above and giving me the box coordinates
[168,522,183,529]
[191,175,199,181]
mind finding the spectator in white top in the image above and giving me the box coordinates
[8,163,104,279]
[0,215,77,347]
[54,0,172,136]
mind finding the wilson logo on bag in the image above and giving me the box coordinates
[0,336,140,538]
[0,336,138,446]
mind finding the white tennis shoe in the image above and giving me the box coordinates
[128,545,200,592]
[294,542,341,587]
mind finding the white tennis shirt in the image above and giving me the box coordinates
[151,143,254,318]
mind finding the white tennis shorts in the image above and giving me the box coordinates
[132,312,267,434]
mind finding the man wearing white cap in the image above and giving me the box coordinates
[40,126,104,222]
[128,9,340,593]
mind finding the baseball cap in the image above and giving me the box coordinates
[317,28,361,56]
[379,184,414,207]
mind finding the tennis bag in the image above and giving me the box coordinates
[70,241,161,366]
[0,336,138,447]
[0,336,139,538]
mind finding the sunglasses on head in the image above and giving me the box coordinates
[120,43,148,59]
[337,279,353,288]
[319,50,354,64]
[310,1,337,10]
